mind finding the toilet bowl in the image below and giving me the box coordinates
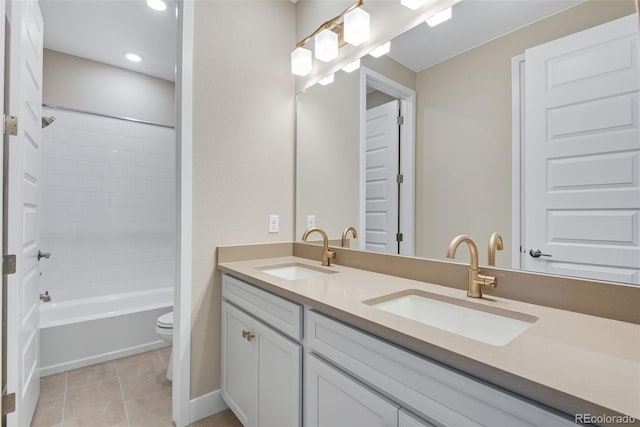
[156,311,173,380]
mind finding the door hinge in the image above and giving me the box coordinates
[396,174,404,184]
[2,393,16,416]
[396,233,403,242]
[3,115,17,136]
[3,254,16,275]
[397,115,404,126]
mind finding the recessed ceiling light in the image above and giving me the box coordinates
[369,42,391,58]
[318,74,335,86]
[147,0,167,11]
[426,7,452,27]
[125,52,142,63]
[342,59,361,73]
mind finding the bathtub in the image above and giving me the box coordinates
[39,287,173,376]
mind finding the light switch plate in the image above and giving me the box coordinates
[269,215,279,233]
[307,215,316,228]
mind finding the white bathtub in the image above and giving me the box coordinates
[39,287,173,376]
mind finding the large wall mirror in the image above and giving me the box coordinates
[296,0,640,285]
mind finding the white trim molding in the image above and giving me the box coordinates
[174,0,194,426]
[189,389,229,424]
[511,54,525,270]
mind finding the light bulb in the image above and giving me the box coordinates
[344,8,370,46]
[125,52,142,63]
[342,59,361,73]
[426,7,452,27]
[315,29,338,62]
[400,0,428,10]
[319,74,335,86]
[291,47,312,76]
[146,0,167,11]
[369,42,391,58]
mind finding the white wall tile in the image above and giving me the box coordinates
[41,109,176,303]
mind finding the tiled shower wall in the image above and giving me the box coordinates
[39,107,176,303]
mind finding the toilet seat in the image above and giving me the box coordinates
[157,312,173,329]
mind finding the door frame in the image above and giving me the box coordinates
[359,67,416,256]
[174,0,194,426]
[0,0,5,421]
[511,53,525,270]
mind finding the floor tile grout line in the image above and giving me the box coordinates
[114,360,132,427]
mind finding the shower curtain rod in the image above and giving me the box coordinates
[42,103,175,129]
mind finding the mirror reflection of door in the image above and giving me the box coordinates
[365,98,400,254]
[518,15,640,284]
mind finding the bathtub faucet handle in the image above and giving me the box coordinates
[38,250,51,261]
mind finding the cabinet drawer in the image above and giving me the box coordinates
[223,273,302,341]
[307,310,575,427]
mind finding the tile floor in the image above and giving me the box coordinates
[31,348,242,427]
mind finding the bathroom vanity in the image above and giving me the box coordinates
[217,244,639,427]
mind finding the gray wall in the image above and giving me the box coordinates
[43,49,175,127]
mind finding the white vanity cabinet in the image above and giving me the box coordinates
[221,273,577,427]
[221,274,302,427]
[305,353,400,427]
[306,311,576,427]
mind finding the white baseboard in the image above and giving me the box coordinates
[39,341,168,377]
[189,389,228,424]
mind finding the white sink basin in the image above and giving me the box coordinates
[368,291,537,346]
[259,263,334,280]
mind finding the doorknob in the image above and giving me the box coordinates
[529,249,552,258]
[37,250,51,261]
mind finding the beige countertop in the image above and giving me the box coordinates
[217,255,640,420]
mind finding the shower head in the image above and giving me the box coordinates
[41,116,55,128]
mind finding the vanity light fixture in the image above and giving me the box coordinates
[426,7,452,27]
[400,0,428,10]
[291,0,370,75]
[125,52,142,63]
[343,7,370,46]
[315,29,339,62]
[291,47,313,76]
[342,59,361,73]
[318,74,335,86]
[369,41,391,58]
[146,0,167,11]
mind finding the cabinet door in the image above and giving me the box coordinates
[399,409,434,427]
[255,320,302,427]
[305,353,399,427]
[221,301,256,426]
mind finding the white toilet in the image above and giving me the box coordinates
[156,311,174,380]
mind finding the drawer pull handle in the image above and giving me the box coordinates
[242,330,255,342]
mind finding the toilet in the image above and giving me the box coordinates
[156,311,173,380]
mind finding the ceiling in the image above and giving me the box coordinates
[389,0,584,73]
[39,0,177,82]
[38,0,586,82]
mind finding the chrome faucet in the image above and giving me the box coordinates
[40,291,51,302]
[302,227,336,266]
[341,226,358,248]
[488,232,503,266]
[446,235,497,298]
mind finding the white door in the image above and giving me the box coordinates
[523,15,640,284]
[304,353,399,427]
[0,0,5,418]
[6,2,45,426]
[255,320,301,427]
[365,100,400,254]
